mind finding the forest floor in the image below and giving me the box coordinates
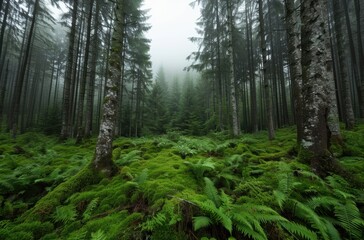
[0,124,363,240]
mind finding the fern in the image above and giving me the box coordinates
[193,216,212,231]
[204,177,220,207]
[83,198,99,221]
[141,212,167,231]
[67,230,87,240]
[134,168,148,185]
[91,229,107,240]
[291,199,330,240]
[280,221,318,240]
[184,159,215,180]
[52,205,77,224]
[334,200,364,239]
[117,150,142,165]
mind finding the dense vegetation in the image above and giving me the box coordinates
[0,124,363,239]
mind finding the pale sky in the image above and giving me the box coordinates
[142,0,200,80]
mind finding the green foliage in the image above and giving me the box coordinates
[91,230,107,240]
[52,205,77,224]
[82,198,99,221]
[0,126,363,240]
[184,159,215,180]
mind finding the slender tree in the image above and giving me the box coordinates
[226,0,240,136]
[333,0,355,129]
[60,0,79,140]
[10,0,40,137]
[92,0,125,176]
[258,0,275,140]
[285,0,303,142]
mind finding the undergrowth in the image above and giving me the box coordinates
[0,125,363,239]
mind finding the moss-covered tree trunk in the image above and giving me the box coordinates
[91,0,125,176]
[300,0,337,175]
[21,0,125,222]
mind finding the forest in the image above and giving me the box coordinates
[0,0,363,239]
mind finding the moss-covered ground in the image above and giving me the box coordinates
[0,125,363,240]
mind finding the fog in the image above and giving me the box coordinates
[143,0,200,80]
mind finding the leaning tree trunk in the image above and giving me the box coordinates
[92,0,125,176]
[333,0,355,129]
[300,0,338,176]
[258,0,275,140]
[226,0,240,136]
[11,0,39,137]
[284,0,303,143]
[60,0,79,140]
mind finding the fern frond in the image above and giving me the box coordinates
[280,221,318,240]
[306,196,338,211]
[141,212,167,231]
[91,229,107,240]
[83,198,99,221]
[235,224,267,240]
[193,216,212,231]
[204,177,220,207]
[334,200,363,239]
[273,190,286,209]
[52,204,77,224]
[196,200,232,233]
[118,150,142,165]
[321,218,341,240]
[220,190,232,207]
[292,200,329,240]
[134,168,148,185]
[67,230,87,240]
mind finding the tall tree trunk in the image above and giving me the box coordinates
[0,0,10,66]
[258,0,275,140]
[284,0,303,142]
[92,1,125,176]
[226,0,240,136]
[76,0,94,144]
[342,0,363,116]
[354,0,364,117]
[60,0,79,140]
[11,0,39,137]
[246,1,258,133]
[0,59,9,128]
[85,0,101,138]
[333,0,355,129]
[300,0,337,176]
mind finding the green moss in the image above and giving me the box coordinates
[20,165,100,222]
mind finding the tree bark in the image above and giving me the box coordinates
[0,0,10,66]
[76,0,94,144]
[258,0,275,140]
[11,0,39,137]
[333,0,355,129]
[85,0,101,138]
[60,0,79,140]
[300,0,337,175]
[342,0,363,117]
[226,0,240,136]
[92,0,125,176]
[0,59,9,128]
